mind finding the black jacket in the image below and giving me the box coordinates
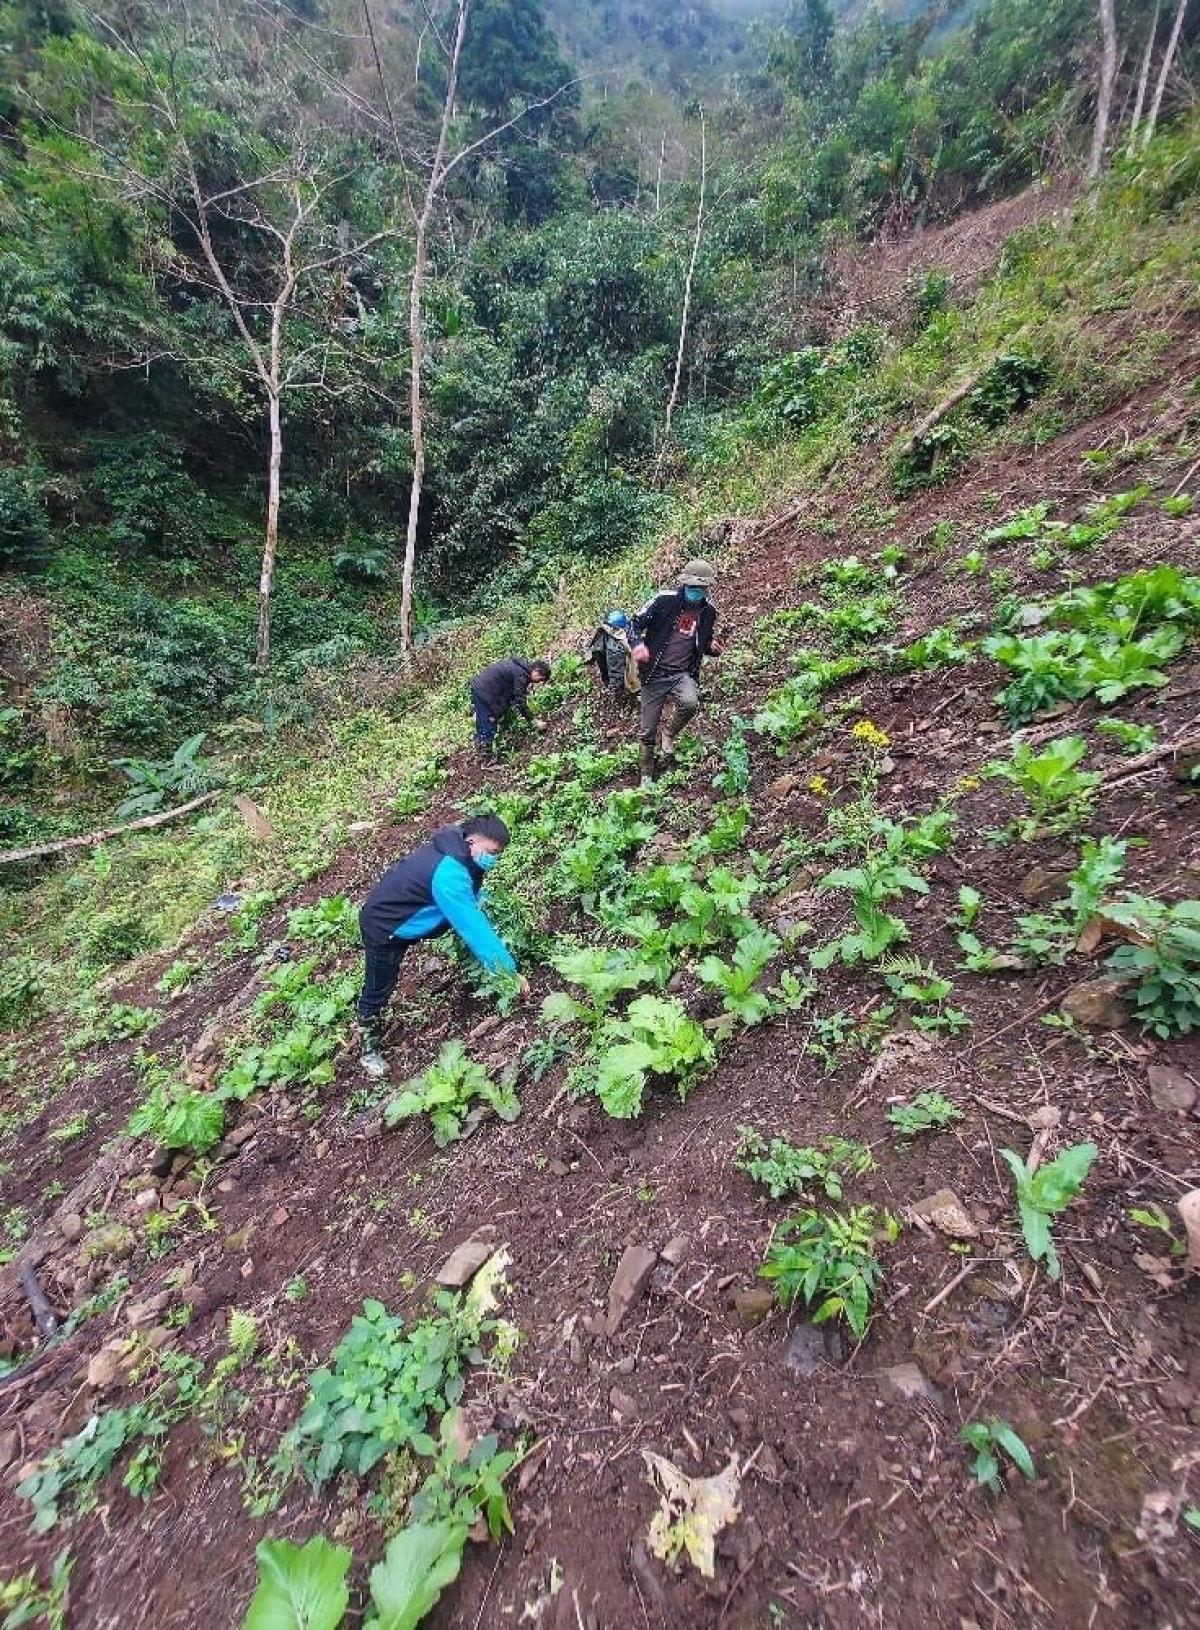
[470,656,535,721]
[360,824,485,947]
[631,589,719,681]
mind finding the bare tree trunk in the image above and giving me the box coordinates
[1127,3,1160,154]
[400,0,470,657]
[1088,0,1119,181]
[1143,0,1190,149]
[655,130,665,213]
[258,388,283,671]
[657,110,706,479]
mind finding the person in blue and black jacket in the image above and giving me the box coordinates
[356,812,527,1077]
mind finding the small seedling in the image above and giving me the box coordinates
[758,1207,897,1339]
[735,1128,874,1200]
[1000,1142,1097,1280]
[960,1418,1035,1492]
[887,1093,964,1138]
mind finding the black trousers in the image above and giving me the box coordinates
[358,940,407,1026]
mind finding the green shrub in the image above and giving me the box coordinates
[0,465,51,567]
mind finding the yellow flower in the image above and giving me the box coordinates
[808,773,829,797]
[851,719,890,751]
[957,775,981,792]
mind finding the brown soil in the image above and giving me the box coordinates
[3,294,1200,1630]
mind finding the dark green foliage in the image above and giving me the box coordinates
[0,465,51,567]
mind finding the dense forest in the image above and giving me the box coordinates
[3,0,1190,850]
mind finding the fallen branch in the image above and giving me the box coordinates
[1102,718,1200,788]
[746,497,811,546]
[897,365,990,458]
[0,791,219,865]
[19,1262,59,1340]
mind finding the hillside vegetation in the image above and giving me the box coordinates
[2,0,1200,1625]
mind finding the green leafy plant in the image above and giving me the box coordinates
[155,959,197,997]
[542,946,662,1028]
[1000,1142,1097,1279]
[886,1093,964,1137]
[587,995,715,1119]
[983,736,1099,833]
[880,956,970,1034]
[279,1296,490,1487]
[812,843,928,967]
[1104,896,1200,1036]
[286,896,359,945]
[18,1356,203,1532]
[111,732,220,819]
[713,717,751,796]
[128,1077,225,1154]
[384,1041,519,1146]
[1095,718,1156,754]
[695,926,781,1025]
[1065,834,1128,934]
[363,1519,469,1630]
[66,999,158,1051]
[408,1410,519,1542]
[960,1419,1035,1493]
[735,1129,874,1200]
[241,1534,351,1630]
[0,1548,72,1629]
[759,1208,896,1340]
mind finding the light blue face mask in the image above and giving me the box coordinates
[475,850,499,872]
[683,586,707,605]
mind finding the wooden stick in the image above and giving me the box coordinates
[1101,718,1200,788]
[897,365,990,456]
[19,1262,59,1340]
[0,791,219,865]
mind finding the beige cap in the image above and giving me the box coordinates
[677,558,716,587]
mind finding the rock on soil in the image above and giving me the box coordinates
[605,1244,658,1336]
[1060,976,1134,1030]
[1148,1065,1197,1115]
[911,1188,979,1239]
[435,1226,500,1288]
[782,1321,844,1376]
[732,1286,775,1328]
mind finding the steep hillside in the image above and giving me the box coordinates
[1,130,1199,1627]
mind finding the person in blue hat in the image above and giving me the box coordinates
[587,609,639,706]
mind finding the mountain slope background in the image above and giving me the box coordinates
[1,0,1200,1624]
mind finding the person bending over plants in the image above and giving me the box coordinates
[468,655,551,756]
[356,813,528,1078]
[631,558,723,786]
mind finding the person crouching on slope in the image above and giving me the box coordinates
[469,656,551,756]
[630,558,722,787]
[356,812,527,1078]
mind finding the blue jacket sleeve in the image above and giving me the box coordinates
[430,855,517,974]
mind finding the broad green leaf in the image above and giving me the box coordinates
[1029,1143,1097,1212]
[992,1423,1035,1480]
[363,1521,468,1630]
[241,1535,351,1630]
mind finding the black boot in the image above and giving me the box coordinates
[359,1021,389,1080]
[638,743,656,788]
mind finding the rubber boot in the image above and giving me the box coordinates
[638,743,656,789]
[359,1021,389,1080]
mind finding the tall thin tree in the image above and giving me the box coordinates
[399,0,470,659]
[1142,0,1190,149]
[1088,0,1119,181]
[1127,3,1160,155]
[658,108,706,479]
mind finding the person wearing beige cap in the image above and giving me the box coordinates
[630,558,723,786]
